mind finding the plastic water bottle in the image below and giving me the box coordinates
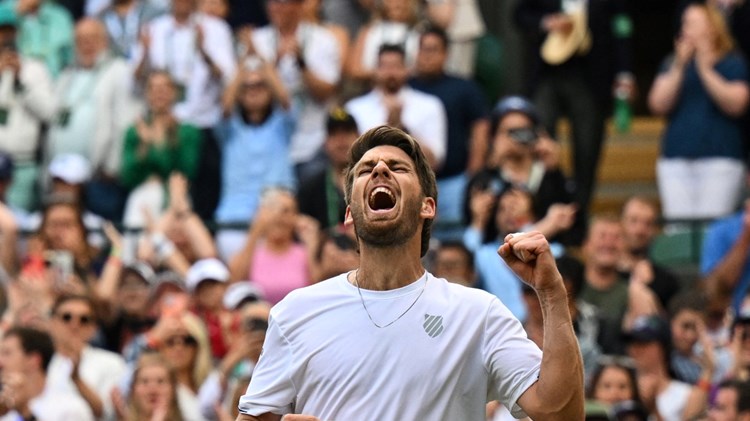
[614,87,632,133]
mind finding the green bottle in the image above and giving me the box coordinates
[614,88,632,133]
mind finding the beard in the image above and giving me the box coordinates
[350,194,423,249]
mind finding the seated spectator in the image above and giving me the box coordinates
[580,216,660,355]
[587,355,642,409]
[0,327,94,420]
[8,0,74,78]
[432,241,476,287]
[47,18,137,220]
[46,294,127,419]
[668,289,732,385]
[114,352,189,421]
[347,0,421,82]
[98,0,165,59]
[465,96,582,246]
[617,196,680,310]
[228,188,314,304]
[707,379,750,421]
[186,258,230,360]
[297,107,357,231]
[248,0,341,179]
[649,3,749,220]
[198,298,270,420]
[346,44,447,171]
[121,70,202,231]
[624,316,709,421]
[0,8,55,211]
[214,60,294,261]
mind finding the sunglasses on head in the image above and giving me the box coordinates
[164,335,198,348]
[58,312,93,326]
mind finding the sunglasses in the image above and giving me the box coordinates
[57,312,93,326]
[164,335,198,348]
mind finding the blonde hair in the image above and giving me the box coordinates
[690,4,735,56]
[179,312,213,389]
[127,353,184,421]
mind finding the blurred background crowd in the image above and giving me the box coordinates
[0,0,746,420]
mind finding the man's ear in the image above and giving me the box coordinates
[421,197,436,220]
[344,206,353,226]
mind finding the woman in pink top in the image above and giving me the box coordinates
[228,188,314,304]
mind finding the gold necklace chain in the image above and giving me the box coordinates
[353,270,428,329]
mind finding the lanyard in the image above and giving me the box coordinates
[58,57,110,109]
[325,168,343,228]
[103,4,145,59]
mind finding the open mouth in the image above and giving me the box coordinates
[368,187,396,211]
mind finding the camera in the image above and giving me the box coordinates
[508,127,538,145]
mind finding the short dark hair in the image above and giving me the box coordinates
[420,25,449,50]
[667,288,706,319]
[556,255,584,298]
[4,326,55,371]
[344,126,437,257]
[716,379,750,413]
[51,294,97,320]
[438,241,474,272]
[377,43,406,61]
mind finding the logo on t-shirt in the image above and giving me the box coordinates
[423,314,444,338]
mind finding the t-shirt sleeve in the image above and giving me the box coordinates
[237,314,296,416]
[482,297,542,419]
[718,53,749,82]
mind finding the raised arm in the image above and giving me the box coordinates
[498,232,584,420]
[648,39,692,116]
[694,41,750,117]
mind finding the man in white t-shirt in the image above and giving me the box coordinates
[236,126,584,420]
[0,327,94,421]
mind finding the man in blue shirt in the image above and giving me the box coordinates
[409,25,489,241]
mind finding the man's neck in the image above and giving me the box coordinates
[114,0,135,15]
[173,12,192,25]
[416,70,444,81]
[500,155,534,182]
[354,243,425,291]
[25,372,46,402]
[277,21,300,36]
[584,264,619,290]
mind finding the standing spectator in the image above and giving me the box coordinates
[297,107,357,231]
[248,0,341,180]
[98,0,165,59]
[116,352,186,421]
[6,0,75,78]
[214,60,294,260]
[347,0,421,82]
[515,0,635,211]
[46,294,127,420]
[47,18,137,221]
[0,327,94,420]
[617,196,680,310]
[0,7,54,212]
[410,25,488,239]
[423,0,486,78]
[228,188,314,304]
[649,3,749,220]
[346,44,447,171]
[120,70,202,231]
[133,0,236,219]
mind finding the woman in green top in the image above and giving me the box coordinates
[121,71,202,226]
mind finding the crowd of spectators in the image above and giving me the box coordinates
[0,0,747,420]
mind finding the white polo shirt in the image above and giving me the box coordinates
[345,87,448,166]
[238,272,541,420]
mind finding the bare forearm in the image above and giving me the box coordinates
[698,67,750,117]
[467,119,489,174]
[648,66,685,115]
[302,71,336,102]
[183,214,218,259]
[229,233,260,281]
[527,286,584,420]
[73,376,105,418]
[95,256,123,304]
[236,413,280,421]
[709,231,750,293]
[0,230,18,276]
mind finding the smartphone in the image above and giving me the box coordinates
[243,318,269,332]
[44,250,74,286]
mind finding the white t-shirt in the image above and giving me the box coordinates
[47,346,128,420]
[346,87,448,166]
[0,387,94,421]
[656,380,692,421]
[238,272,542,420]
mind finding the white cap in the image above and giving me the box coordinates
[49,153,92,185]
[222,282,265,310]
[185,258,230,293]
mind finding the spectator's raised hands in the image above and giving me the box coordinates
[469,188,494,231]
